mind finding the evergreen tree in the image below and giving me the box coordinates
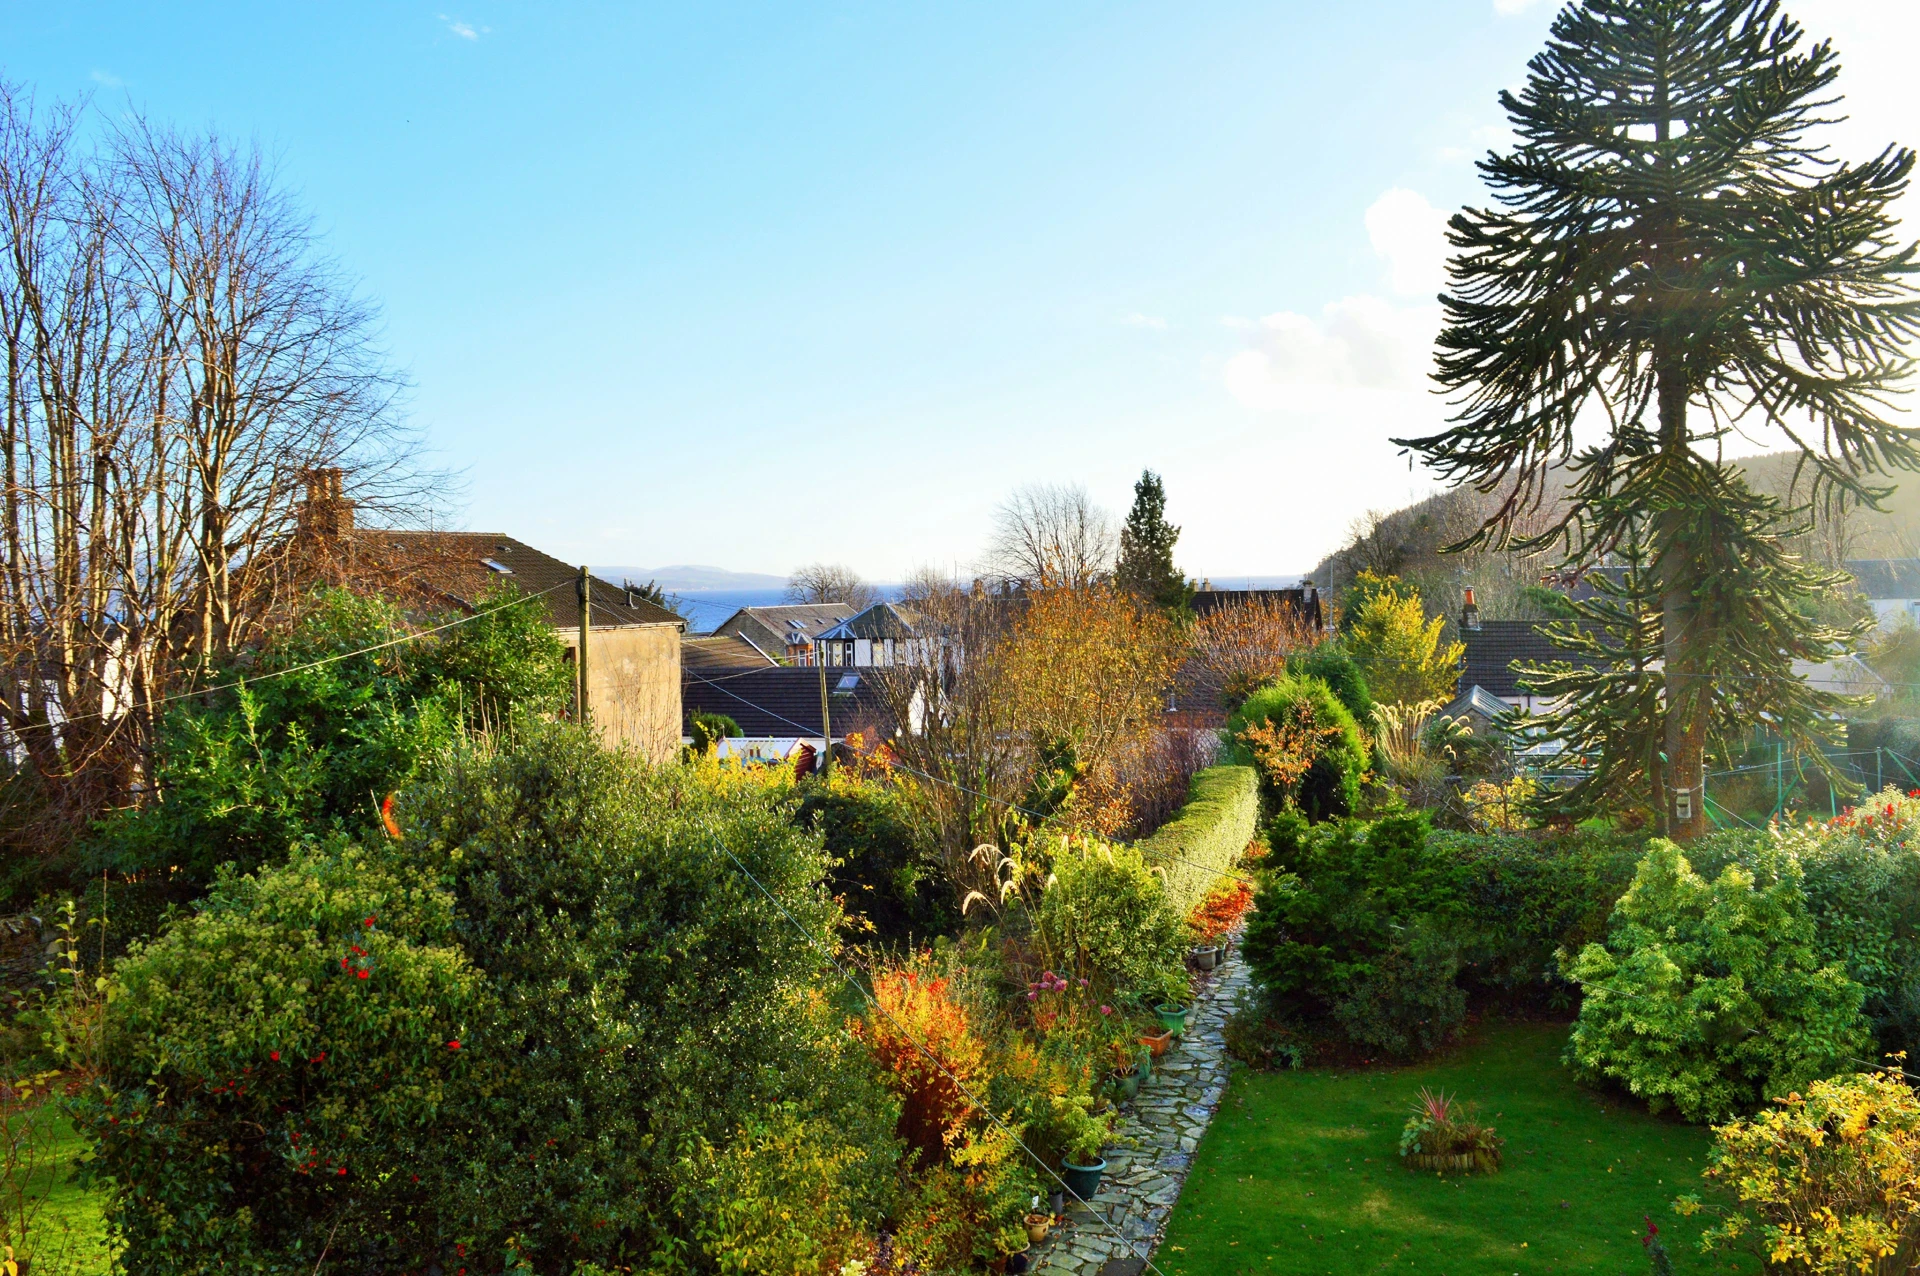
[1115,469,1194,612]
[1400,0,1920,836]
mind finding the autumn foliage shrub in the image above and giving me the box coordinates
[1677,1067,1920,1274]
[859,964,987,1162]
[1227,676,1369,821]
[1188,879,1254,943]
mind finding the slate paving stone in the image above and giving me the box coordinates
[1024,934,1250,1274]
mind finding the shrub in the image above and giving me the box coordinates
[1286,643,1374,726]
[1342,577,1464,707]
[1676,1068,1920,1274]
[1227,677,1369,821]
[689,710,743,753]
[1035,838,1188,1008]
[1242,811,1467,1058]
[91,585,570,891]
[1136,764,1258,920]
[1564,840,1870,1123]
[858,964,988,1163]
[798,771,956,944]
[83,724,898,1273]
[1188,879,1254,943]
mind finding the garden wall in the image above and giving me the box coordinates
[1137,764,1259,918]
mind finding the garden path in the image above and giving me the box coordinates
[1028,941,1248,1276]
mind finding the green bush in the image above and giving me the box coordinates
[689,710,743,753]
[1286,643,1374,725]
[1035,838,1188,1007]
[1136,765,1259,921]
[80,724,899,1273]
[91,586,570,891]
[797,773,957,943]
[1227,677,1369,821]
[1242,811,1466,1058]
[1564,840,1870,1123]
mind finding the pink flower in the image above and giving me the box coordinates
[1027,990,1038,1001]
[1077,978,1088,988]
[1042,970,1056,982]
[1100,1005,1112,1016]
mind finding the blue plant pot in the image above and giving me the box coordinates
[1060,1157,1106,1201]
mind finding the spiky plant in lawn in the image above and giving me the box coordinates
[1398,0,1920,837]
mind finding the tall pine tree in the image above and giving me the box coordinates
[1115,470,1194,612]
[1400,0,1920,836]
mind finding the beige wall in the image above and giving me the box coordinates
[560,623,682,763]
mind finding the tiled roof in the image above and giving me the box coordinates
[682,664,894,739]
[818,603,923,641]
[713,603,860,646]
[1846,559,1920,600]
[349,531,683,630]
[1459,619,1602,699]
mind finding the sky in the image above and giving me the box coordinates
[3,0,1916,581]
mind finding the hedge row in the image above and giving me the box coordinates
[1137,764,1259,918]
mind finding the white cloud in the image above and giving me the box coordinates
[1121,312,1168,330]
[438,14,488,39]
[1364,187,1451,297]
[89,69,123,87]
[1223,296,1439,411]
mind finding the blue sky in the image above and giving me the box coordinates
[5,1,1914,580]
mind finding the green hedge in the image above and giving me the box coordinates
[1137,764,1259,919]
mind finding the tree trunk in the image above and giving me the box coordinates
[1655,366,1707,839]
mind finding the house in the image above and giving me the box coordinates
[681,637,895,759]
[298,473,685,762]
[813,603,932,667]
[1190,587,1326,632]
[1846,559,1920,627]
[710,603,860,663]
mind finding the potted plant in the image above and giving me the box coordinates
[1398,1087,1504,1174]
[1154,1001,1191,1037]
[1189,943,1219,971]
[1107,1061,1141,1102]
[1025,1210,1052,1244]
[1135,1043,1154,1084]
[1060,1125,1107,1201]
[990,1224,1031,1274]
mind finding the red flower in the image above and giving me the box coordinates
[270,1051,281,1062]
[447,1040,462,1051]
[312,1052,326,1063]
[356,968,370,980]
[364,916,376,927]
[336,1167,347,1176]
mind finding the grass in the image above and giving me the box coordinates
[4,1103,112,1275]
[1156,1020,1758,1276]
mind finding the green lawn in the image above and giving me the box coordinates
[7,1105,112,1275]
[1156,1021,1758,1276]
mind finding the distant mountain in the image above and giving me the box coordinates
[593,564,788,591]
[1193,574,1304,590]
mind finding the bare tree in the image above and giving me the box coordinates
[784,562,877,608]
[0,84,423,870]
[985,483,1115,590]
[1186,595,1322,707]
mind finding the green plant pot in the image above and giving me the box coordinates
[1108,1067,1141,1102]
[1060,1157,1106,1201]
[1155,1002,1192,1036]
[1136,1045,1153,1083]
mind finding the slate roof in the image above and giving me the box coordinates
[682,663,894,739]
[1459,619,1602,699]
[682,635,778,673]
[348,531,683,630]
[1191,588,1324,630]
[817,603,924,642]
[711,602,860,648]
[1846,559,1920,599]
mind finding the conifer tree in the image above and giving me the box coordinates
[1400,0,1920,836]
[1115,470,1194,612]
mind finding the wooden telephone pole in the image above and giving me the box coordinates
[576,565,591,724]
[816,637,832,780]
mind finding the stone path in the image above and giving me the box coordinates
[1027,940,1250,1276]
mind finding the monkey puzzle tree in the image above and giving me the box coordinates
[1399,0,1920,836]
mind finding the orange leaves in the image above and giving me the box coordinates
[1188,879,1254,943]
[855,967,987,1162]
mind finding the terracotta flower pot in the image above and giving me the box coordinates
[1140,1029,1174,1058]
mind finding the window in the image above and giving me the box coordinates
[481,558,514,574]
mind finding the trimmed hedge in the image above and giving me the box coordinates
[1137,764,1259,919]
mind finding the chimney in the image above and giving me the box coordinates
[299,467,352,537]
[1461,587,1481,632]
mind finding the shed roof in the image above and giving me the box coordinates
[682,664,893,739]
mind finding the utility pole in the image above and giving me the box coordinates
[816,635,832,780]
[576,565,591,725]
